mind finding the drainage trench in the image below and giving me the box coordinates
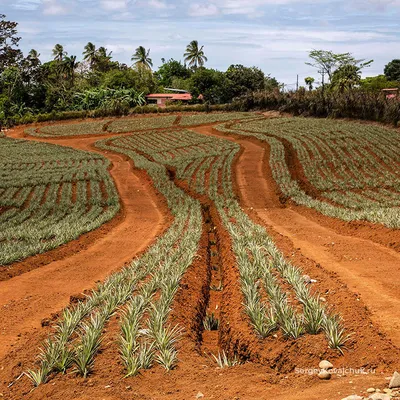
[199,204,223,357]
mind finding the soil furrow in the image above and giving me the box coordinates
[0,128,168,364]
[193,125,400,349]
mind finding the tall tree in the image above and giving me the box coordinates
[360,75,399,91]
[330,64,361,92]
[62,55,79,84]
[184,40,207,69]
[21,48,42,85]
[384,60,400,82]
[189,68,231,104]
[97,46,112,59]
[28,49,40,62]
[264,75,281,91]
[306,50,372,84]
[52,44,67,62]
[155,58,191,87]
[226,64,265,98]
[0,14,23,70]
[131,46,153,70]
[93,46,114,72]
[0,66,24,106]
[83,42,96,68]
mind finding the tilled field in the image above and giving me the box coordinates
[0,113,399,400]
[0,137,119,270]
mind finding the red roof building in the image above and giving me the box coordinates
[146,93,193,107]
[382,88,399,99]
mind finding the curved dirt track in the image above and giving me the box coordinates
[193,125,400,348]
[0,128,167,360]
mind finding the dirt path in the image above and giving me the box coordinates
[193,125,400,348]
[0,129,167,360]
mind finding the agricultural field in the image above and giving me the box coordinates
[1,113,400,400]
[25,112,259,138]
[178,111,257,126]
[27,121,109,137]
[0,136,119,265]
[218,117,400,228]
[104,130,347,346]
[23,128,351,388]
[106,115,178,133]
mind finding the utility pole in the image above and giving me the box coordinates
[318,69,325,94]
[318,69,326,112]
[296,74,299,91]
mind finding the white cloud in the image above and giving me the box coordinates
[4,0,399,85]
[148,0,168,8]
[17,22,42,35]
[12,0,41,10]
[101,0,131,10]
[42,0,68,15]
[104,43,136,55]
[188,0,326,18]
[187,0,400,18]
[353,0,400,9]
[110,11,136,20]
[188,3,219,16]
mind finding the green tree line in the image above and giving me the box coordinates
[1,14,399,126]
[0,15,279,124]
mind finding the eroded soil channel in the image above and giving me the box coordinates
[199,204,223,357]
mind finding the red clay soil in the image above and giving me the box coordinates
[0,119,399,400]
[195,125,400,348]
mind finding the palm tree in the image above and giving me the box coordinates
[184,40,207,69]
[131,46,153,70]
[62,55,79,84]
[52,44,67,62]
[83,42,96,68]
[97,46,112,59]
[28,49,40,60]
[27,49,41,67]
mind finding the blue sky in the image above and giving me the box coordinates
[1,0,399,87]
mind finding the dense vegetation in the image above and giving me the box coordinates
[232,89,400,126]
[0,15,278,127]
[230,50,400,125]
[0,136,119,264]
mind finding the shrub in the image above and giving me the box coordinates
[232,89,400,126]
